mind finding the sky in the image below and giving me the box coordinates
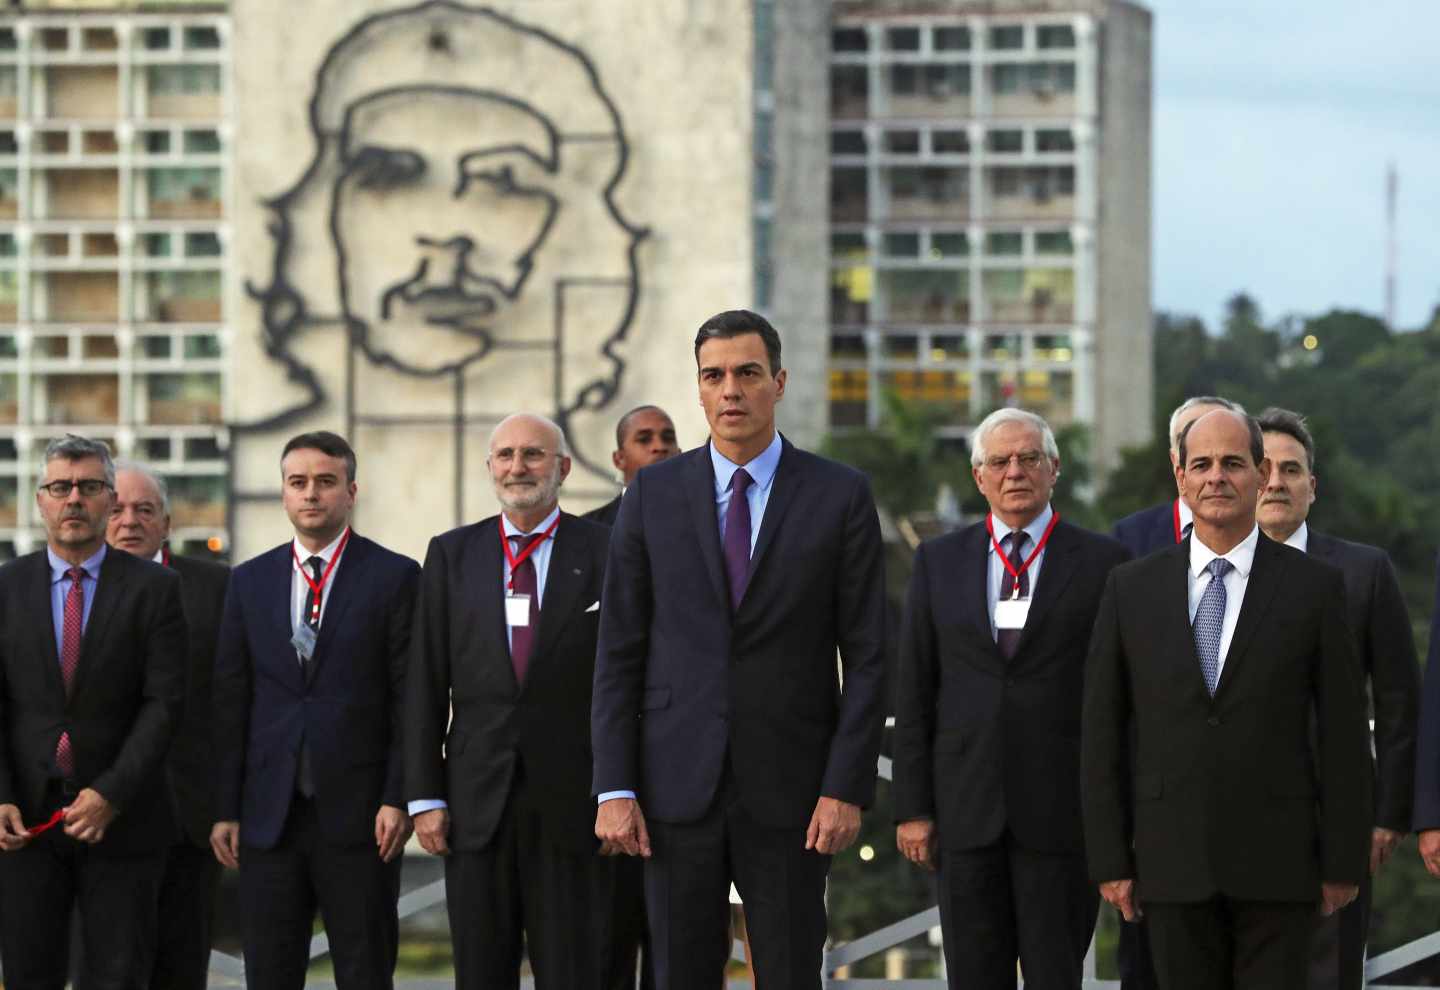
[1141,0,1440,330]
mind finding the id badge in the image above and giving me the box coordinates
[505,594,531,627]
[290,621,318,660]
[994,597,1030,630]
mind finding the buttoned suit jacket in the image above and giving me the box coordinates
[894,519,1130,853]
[166,553,230,848]
[590,437,887,828]
[1111,501,1178,559]
[404,512,610,854]
[1082,534,1372,902]
[212,534,419,850]
[0,548,185,855]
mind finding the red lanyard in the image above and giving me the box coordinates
[161,546,172,567]
[1172,499,1184,544]
[292,528,351,625]
[26,808,65,836]
[500,515,560,592]
[986,511,1061,599]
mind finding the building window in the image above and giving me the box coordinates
[987,130,1023,153]
[883,232,920,258]
[831,65,869,118]
[831,264,872,324]
[931,334,968,360]
[828,369,870,427]
[183,129,222,154]
[934,26,970,51]
[832,27,868,53]
[888,64,918,97]
[884,130,920,154]
[923,63,970,98]
[933,130,969,154]
[1033,335,1074,361]
[183,26,222,51]
[880,269,969,323]
[830,334,868,360]
[142,27,171,50]
[1036,128,1075,152]
[184,232,222,257]
[985,232,1023,256]
[832,130,866,155]
[831,166,867,222]
[1035,230,1074,255]
[138,271,222,323]
[885,27,921,52]
[989,25,1024,50]
[884,333,920,359]
[931,232,969,259]
[831,231,868,258]
[147,65,221,96]
[1037,24,1076,49]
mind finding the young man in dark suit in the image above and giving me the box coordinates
[406,412,620,990]
[211,431,418,990]
[894,408,1130,989]
[584,405,679,529]
[1084,409,1372,990]
[0,435,185,990]
[592,309,887,990]
[108,461,230,990]
[1253,408,1419,990]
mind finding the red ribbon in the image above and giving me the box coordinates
[986,511,1061,598]
[500,515,561,591]
[1172,498,1184,544]
[25,808,65,836]
[292,528,352,625]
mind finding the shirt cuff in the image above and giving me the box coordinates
[407,798,448,816]
[598,790,637,804]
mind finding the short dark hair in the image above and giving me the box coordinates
[280,431,357,482]
[614,404,670,449]
[1256,407,1316,473]
[1177,410,1265,469]
[693,309,782,376]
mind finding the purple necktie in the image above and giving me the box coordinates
[723,469,754,613]
[508,533,543,684]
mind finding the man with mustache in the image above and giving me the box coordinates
[406,413,622,989]
[0,435,184,989]
[1253,408,1419,990]
[1083,408,1372,990]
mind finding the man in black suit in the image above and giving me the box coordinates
[585,405,679,528]
[212,432,418,990]
[0,435,185,990]
[406,412,617,989]
[107,461,230,990]
[592,309,887,990]
[1108,394,1244,990]
[1083,409,1372,990]
[1253,408,1419,990]
[894,408,1129,989]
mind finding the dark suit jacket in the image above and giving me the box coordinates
[583,495,622,528]
[591,437,887,828]
[894,519,1130,853]
[1306,532,1418,833]
[1111,500,1180,559]
[0,548,185,855]
[1409,554,1440,832]
[405,512,609,853]
[213,534,419,850]
[166,553,229,848]
[1082,534,1372,902]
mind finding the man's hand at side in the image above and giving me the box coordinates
[375,805,412,863]
[1320,882,1359,916]
[0,803,30,852]
[896,818,937,871]
[62,788,116,844]
[1371,827,1401,876]
[414,808,451,857]
[1099,879,1141,922]
[210,821,241,869]
[805,796,861,855]
[595,798,651,858]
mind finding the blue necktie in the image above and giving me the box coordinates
[723,469,754,613]
[1193,558,1233,696]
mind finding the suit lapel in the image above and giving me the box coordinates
[743,438,804,601]
[1011,521,1080,659]
[527,516,587,690]
[462,519,517,692]
[686,448,730,612]
[948,524,1007,676]
[68,547,125,700]
[1161,541,1214,700]
[307,534,367,683]
[1213,535,1286,699]
[267,543,305,693]
[28,553,65,701]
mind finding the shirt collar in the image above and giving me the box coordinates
[711,431,783,497]
[987,503,1054,555]
[292,527,349,567]
[1190,524,1260,579]
[501,505,561,540]
[1283,521,1309,553]
[48,543,107,583]
[151,548,166,564]
[1176,497,1194,531]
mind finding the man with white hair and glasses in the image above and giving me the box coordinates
[894,408,1130,989]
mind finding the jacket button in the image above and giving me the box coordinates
[1207,716,1221,727]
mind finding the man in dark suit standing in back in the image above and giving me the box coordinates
[107,461,230,990]
[1252,408,1419,990]
[1084,409,1372,990]
[592,309,887,990]
[406,413,618,990]
[585,405,679,528]
[211,432,418,990]
[0,435,185,990]
[894,408,1130,989]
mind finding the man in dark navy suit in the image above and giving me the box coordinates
[212,431,419,990]
[592,310,887,990]
[584,405,679,529]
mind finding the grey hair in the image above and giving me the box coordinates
[42,434,116,487]
[1167,396,1245,453]
[487,413,571,458]
[969,408,1060,467]
[113,459,171,515]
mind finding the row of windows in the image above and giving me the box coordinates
[0,269,222,323]
[0,64,222,110]
[833,23,1075,54]
[831,165,1076,221]
[830,266,1076,326]
[0,24,222,55]
[832,126,1075,156]
[828,367,1076,428]
[0,127,220,158]
[0,332,222,361]
[0,230,221,260]
[832,229,1074,260]
[831,61,1076,116]
[830,332,1074,363]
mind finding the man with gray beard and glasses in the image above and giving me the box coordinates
[405,413,623,990]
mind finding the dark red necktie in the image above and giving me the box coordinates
[56,566,84,777]
[508,534,544,684]
[997,532,1029,660]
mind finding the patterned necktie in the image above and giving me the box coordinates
[508,533,544,684]
[295,556,325,797]
[996,531,1029,660]
[723,469,754,613]
[56,566,85,777]
[1193,557,1233,695]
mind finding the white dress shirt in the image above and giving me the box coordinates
[985,503,1054,639]
[1176,497,1194,538]
[1282,521,1309,553]
[1187,524,1260,680]
[291,528,348,632]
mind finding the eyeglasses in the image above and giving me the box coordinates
[489,446,553,467]
[982,451,1047,473]
[38,479,111,499]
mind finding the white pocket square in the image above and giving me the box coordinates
[585,601,600,613]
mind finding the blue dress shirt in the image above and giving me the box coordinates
[48,543,106,661]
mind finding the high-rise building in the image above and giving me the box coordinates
[0,1,230,558]
[826,0,1151,471]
